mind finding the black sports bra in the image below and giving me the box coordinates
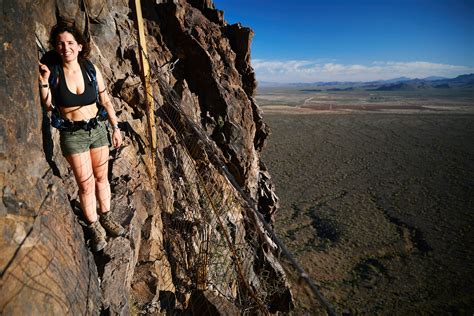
[55,64,97,108]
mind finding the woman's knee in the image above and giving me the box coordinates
[95,174,109,187]
[78,176,95,195]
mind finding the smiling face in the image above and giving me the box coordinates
[55,31,82,63]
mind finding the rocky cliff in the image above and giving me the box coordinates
[1,0,289,314]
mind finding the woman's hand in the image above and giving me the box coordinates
[112,128,122,149]
[38,62,50,84]
[38,62,53,110]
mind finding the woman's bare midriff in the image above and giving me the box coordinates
[60,103,98,121]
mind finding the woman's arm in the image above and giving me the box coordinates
[38,63,53,111]
[95,65,122,148]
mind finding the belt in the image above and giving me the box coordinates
[61,117,99,132]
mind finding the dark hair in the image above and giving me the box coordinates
[49,23,90,59]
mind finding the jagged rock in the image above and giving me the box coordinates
[188,0,214,10]
[1,0,290,314]
[174,79,201,124]
[83,0,110,23]
[188,0,225,25]
[258,161,280,222]
[154,2,264,195]
[225,23,257,97]
[101,238,133,314]
[187,289,240,315]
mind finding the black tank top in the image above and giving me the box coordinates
[55,63,97,108]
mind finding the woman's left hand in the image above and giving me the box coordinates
[112,129,122,148]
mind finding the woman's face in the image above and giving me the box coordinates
[55,31,82,63]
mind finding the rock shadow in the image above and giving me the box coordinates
[41,107,61,177]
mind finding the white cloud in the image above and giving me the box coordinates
[251,59,474,83]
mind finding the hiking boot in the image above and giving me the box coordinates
[99,212,125,237]
[87,220,107,252]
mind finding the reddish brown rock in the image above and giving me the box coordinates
[225,23,257,97]
[1,2,101,314]
[1,0,288,314]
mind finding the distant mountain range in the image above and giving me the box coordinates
[259,74,474,91]
[371,74,474,91]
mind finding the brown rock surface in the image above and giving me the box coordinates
[1,0,286,314]
[1,2,101,314]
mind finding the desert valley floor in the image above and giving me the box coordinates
[260,90,474,314]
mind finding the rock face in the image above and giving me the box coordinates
[1,0,288,314]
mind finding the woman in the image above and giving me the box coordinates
[39,23,125,252]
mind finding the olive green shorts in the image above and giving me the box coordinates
[60,121,110,156]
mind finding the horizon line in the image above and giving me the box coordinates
[256,73,473,85]
[251,59,474,84]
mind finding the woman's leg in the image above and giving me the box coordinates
[90,145,110,213]
[91,145,126,237]
[66,152,97,223]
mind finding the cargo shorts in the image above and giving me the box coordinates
[60,121,110,156]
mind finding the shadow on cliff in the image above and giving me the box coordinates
[39,51,63,178]
[41,107,61,178]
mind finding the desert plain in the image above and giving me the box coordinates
[258,87,474,314]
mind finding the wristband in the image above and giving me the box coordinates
[39,83,49,88]
[112,124,120,130]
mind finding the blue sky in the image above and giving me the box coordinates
[213,0,474,82]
